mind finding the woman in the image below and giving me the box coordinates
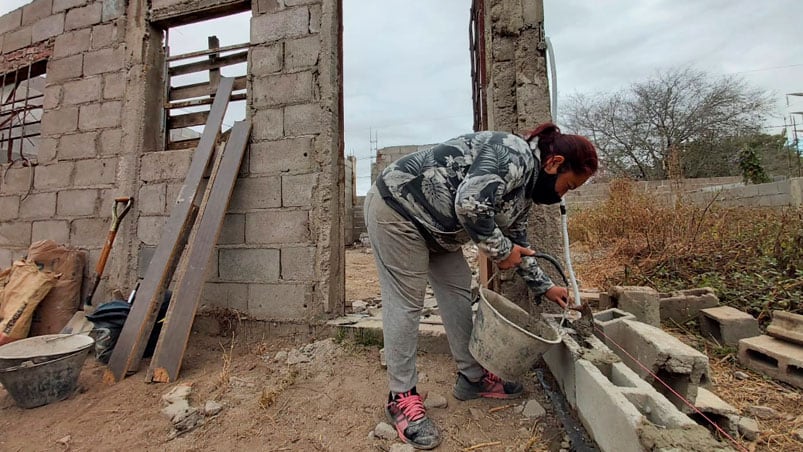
[364,123,598,449]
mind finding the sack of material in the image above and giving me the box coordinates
[0,260,56,345]
[27,240,87,336]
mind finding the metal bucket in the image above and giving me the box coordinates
[469,288,562,381]
[0,334,94,409]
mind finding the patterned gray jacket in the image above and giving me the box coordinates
[375,131,555,295]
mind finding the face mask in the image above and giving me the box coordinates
[531,170,562,205]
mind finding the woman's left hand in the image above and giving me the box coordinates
[544,286,570,308]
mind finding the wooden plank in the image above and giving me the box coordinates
[166,92,246,110]
[168,111,208,129]
[168,50,247,77]
[167,138,201,151]
[103,77,235,384]
[146,120,251,383]
[169,75,246,101]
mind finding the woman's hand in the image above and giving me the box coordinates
[544,286,570,308]
[497,244,536,270]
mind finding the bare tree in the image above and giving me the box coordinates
[563,68,774,179]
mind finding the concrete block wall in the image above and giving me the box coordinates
[0,0,129,289]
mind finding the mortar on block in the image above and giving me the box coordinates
[469,288,562,381]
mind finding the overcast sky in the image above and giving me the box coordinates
[3,0,802,194]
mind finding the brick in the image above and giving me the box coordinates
[34,161,74,189]
[249,43,282,76]
[3,26,32,53]
[1,166,33,194]
[738,335,803,389]
[0,222,32,247]
[98,128,121,156]
[250,138,316,175]
[69,217,107,246]
[65,2,102,30]
[309,3,320,33]
[700,306,761,347]
[62,76,102,105]
[78,101,122,130]
[282,173,316,207]
[58,131,98,159]
[136,245,155,277]
[41,106,79,135]
[102,0,126,21]
[252,71,313,107]
[32,13,65,42]
[254,0,281,15]
[229,176,281,210]
[284,103,322,136]
[200,282,248,311]
[57,189,97,216]
[53,0,88,13]
[102,72,125,99]
[285,35,320,70]
[91,22,114,49]
[219,214,245,245]
[75,157,117,185]
[32,220,70,243]
[248,283,308,320]
[659,288,719,323]
[22,0,53,26]
[610,286,660,326]
[140,149,193,182]
[19,192,57,219]
[137,216,166,246]
[0,9,22,35]
[252,108,283,140]
[138,183,166,215]
[47,54,83,84]
[245,210,310,244]
[281,246,315,280]
[767,310,803,346]
[35,137,58,163]
[0,197,20,221]
[250,7,309,44]
[218,248,280,282]
[83,46,124,75]
[53,28,91,57]
[43,85,61,110]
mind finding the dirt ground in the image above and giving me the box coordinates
[0,248,565,452]
[1,247,799,451]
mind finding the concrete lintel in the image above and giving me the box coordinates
[150,0,250,27]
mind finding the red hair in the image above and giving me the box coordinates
[524,123,598,176]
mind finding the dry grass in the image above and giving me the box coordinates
[569,179,803,321]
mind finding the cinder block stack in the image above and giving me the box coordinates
[738,310,803,389]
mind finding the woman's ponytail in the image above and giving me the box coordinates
[523,122,598,176]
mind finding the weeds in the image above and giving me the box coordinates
[570,179,803,322]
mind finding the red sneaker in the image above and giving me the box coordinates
[452,369,524,400]
[385,388,441,449]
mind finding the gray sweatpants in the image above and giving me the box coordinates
[364,185,484,394]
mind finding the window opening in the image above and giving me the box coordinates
[0,58,47,164]
[163,11,250,150]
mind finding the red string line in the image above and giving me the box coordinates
[592,326,749,452]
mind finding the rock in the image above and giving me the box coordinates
[56,435,71,446]
[162,384,195,424]
[352,300,368,313]
[203,400,223,416]
[749,405,780,420]
[560,440,570,448]
[367,306,382,317]
[168,410,204,439]
[793,428,803,442]
[469,407,484,420]
[424,393,448,409]
[738,416,760,441]
[516,400,546,419]
[374,422,397,441]
[286,349,311,365]
[274,350,288,362]
[379,348,386,368]
[390,444,415,452]
[733,371,749,380]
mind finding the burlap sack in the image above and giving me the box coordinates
[26,240,87,335]
[0,260,56,345]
